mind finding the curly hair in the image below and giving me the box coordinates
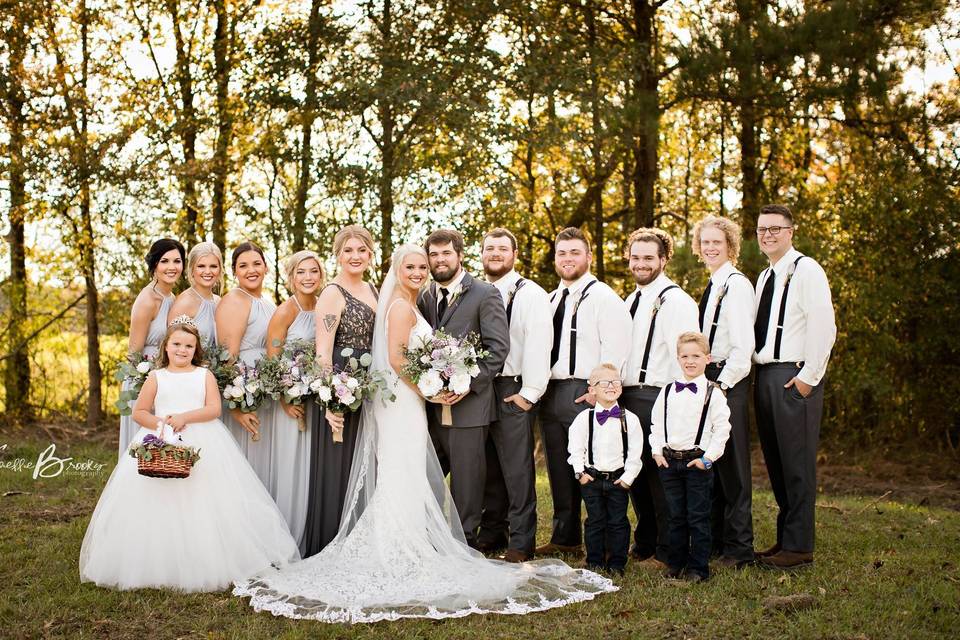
[692,215,742,264]
[625,228,674,261]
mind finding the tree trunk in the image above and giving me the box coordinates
[2,14,31,420]
[292,0,325,251]
[79,2,102,428]
[631,0,658,229]
[586,5,604,279]
[735,0,761,235]
[210,0,231,251]
[167,0,200,245]
[376,0,395,276]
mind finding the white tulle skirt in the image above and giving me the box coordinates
[80,419,300,592]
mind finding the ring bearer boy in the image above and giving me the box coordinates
[566,363,643,576]
[650,332,731,582]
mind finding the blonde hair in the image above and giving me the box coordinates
[283,250,325,293]
[333,225,375,258]
[676,331,710,356]
[390,244,428,289]
[186,242,224,292]
[692,215,742,264]
[588,362,621,386]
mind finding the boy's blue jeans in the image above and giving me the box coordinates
[580,473,630,571]
[658,459,715,578]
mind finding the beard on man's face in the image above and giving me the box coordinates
[631,263,663,286]
[430,261,460,283]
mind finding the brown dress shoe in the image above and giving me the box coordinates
[759,550,813,569]
[534,542,583,555]
[500,549,532,563]
[717,555,753,569]
[755,543,781,558]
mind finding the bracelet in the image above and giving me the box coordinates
[701,457,713,469]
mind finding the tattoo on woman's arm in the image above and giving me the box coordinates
[323,313,339,332]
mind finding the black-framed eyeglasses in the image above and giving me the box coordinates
[592,380,623,389]
[756,226,792,237]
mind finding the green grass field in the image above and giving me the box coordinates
[1,436,958,639]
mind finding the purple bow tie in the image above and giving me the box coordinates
[596,406,622,425]
[675,381,698,393]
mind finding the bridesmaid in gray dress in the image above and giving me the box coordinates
[168,242,223,345]
[265,250,324,549]
[118,238,184,459]
[215,242,276,473]
[302,225,378,556]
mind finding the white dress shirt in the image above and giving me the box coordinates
[567,403,643,485]
[649,375,731,463]
[623,273,699,388]
[436,269,467,315]
[491,270,552,403]
[548,274,632,381]
[699,261,755,388]
[753,247,836,386]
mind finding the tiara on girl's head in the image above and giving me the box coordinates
[169,314,200,329]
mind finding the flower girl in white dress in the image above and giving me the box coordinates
[80,320,300,592]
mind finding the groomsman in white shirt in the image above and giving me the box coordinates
[476,228,552,562]
[536,227,632,555]
[621,228,699,564]
[752,204,836,569]
[692,215,756,568]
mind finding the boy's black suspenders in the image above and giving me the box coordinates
[662,382,716,448]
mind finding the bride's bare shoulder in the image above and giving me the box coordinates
[386,297,416,326]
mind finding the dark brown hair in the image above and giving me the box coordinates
[555,227,590,251]
[146,238,186,275]
[482,227,517,251]
[759,204,794,224]
[424,229,465,254]
[231,241,266,272]
[155,323,205,369]
[625,227,674,261]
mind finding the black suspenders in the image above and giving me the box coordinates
[638,285,679,384]
[773,256,806,360]
[662,383,716,448]
[587,409,629,468]
[564,280,597,376]
[705,272,750,348]
[506,278,526,324]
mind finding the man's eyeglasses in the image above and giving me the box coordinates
[756,225,792,237]
[591,380,623,389]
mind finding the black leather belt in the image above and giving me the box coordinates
[662,447,705,462]
[584,466,624,480]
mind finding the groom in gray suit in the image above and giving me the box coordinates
[418,229,510,547]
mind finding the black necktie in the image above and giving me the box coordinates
[698,279,713,331]
[754,270,775,350]
[629,290,641,318]
[437,287,449,321]
[549,289,569,368]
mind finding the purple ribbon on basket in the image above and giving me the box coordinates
[142,433,165,447]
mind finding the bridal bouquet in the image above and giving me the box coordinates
[222,361,267,441]
[114,351,156,416]
[201,341,237,394]
[259,339,318,432]
[401,330,489,425]
[314,348,394,443]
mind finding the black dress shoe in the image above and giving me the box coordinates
[500,548,532,563]
[629,544,654,561]
[663,566,684,580]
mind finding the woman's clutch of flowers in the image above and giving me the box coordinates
[401,331,489,425]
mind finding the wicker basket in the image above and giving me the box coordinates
[136,446,196,479]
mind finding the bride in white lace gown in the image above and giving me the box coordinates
[234,245,616,623]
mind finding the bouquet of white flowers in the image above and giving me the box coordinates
[259,339,318,432]
[401,330,489,425]
[114,352,156,416]
[313,348,394,442]
[222,361,267,440]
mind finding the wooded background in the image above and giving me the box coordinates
[1,0,958,451]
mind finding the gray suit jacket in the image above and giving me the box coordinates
[417,271,509,428]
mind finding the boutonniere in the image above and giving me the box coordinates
[447,289,464,307]
[652,296,664,317]
[716,283,729,303]
[785,263,798,287]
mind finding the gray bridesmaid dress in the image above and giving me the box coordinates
[187,288,219,346]
[117,292,174,460]
[301,283,376,556]
[224,290,276,476]
[266,298,315,547]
